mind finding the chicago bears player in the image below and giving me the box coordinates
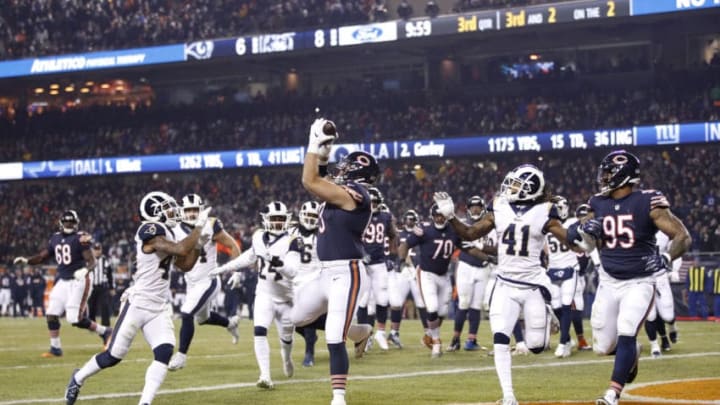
[388,209,427,348]
[167,193,241,372]
[14,210,110,357]
[290,200,322,367]
[580,150,691,405]
[572,203,595,351]
[644,229,681,356]
[358,187,397,351]
[211,201,300,389]
[545,196,581,358]
[398,204,464,358]
[434,164,593,405]
[299,118,377,405]
[448,196,497,352]
[65,191,211,405]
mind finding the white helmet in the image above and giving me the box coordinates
[551,195,569,220]
[181,193,205,226]
[261,201,291,235]
[299,201,321,231]
[139,191,180,226]
[500,164,545,203]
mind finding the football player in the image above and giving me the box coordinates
[448,195,497,352]
[545,196,581,358]
[397,204,463,358]
[581,150,691,405]
[298,118,376,405]
[167,193,241,371]
[66,191,211,405]
[434,164,593,405]
[211,201,300,389]
[358,187,397,351]
[387,209,427,348]
[572,203,595,351]
[14,210,110,357]
[645,229,681,356]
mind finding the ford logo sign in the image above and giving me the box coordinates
[352,26,383,42]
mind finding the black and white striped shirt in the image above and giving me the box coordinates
[92,255,114,289]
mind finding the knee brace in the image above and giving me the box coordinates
[181,312,194,323]
[153,343,174,364]
[71,318,92,329]
[96,351,122,368]
[254,326,268,337]
[493,333,510,345]
[46,315,61,331]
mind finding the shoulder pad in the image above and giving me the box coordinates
[138,222,167,242]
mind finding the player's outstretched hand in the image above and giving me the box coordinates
[73,267,89,280]
[579,218,602,240]
[307,118,337,160]
[228,272,243,289]
[195,206,212,229]
[433,191,455,219]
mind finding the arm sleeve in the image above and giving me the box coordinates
[218,248,257,273]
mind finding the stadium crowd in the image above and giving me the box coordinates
[0,0,573,60]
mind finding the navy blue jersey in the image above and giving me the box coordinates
[0,274,11,289]
[363,211,394,264]
[317,182,372,261]
[398,229,420,267]
[48,231,91,280]
[589,189,669,280]
[404,222,461,275]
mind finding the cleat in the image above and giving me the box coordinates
[669,329,678,344]
[661,336,671,352]
[422,334,433,349]
[431,343,442,358]
[554,343,571,358]
[302,353,314,367]
[65,368,81,405]
[547,305,560,334]
[496,397,519,405]
[101,327,113,349]
[283,358,294,378]
[168,352,187,371]
[364,335,374,353]
[330,397,347,405]
[595,389,619,405]
[354,330,371,359]
[42,346,63,358]
[227,315,240,344]
[446,337,461,352]
[627,343,642,384]
[650,341,661,359]
[578,337,593,351]
[374,330,389,351]
[256,378,274,389]
[388,331,403,349]
[512,341,529,356]
[464,339,484,351]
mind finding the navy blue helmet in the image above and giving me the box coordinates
[466,195,486,221]
[430,203,448,229]
[597,150,640,196]
[334,151,379,185]
[59,210,80,234]
[575,203,591,218]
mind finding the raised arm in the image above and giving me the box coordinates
[651,208,691,261]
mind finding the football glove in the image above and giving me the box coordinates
[194,206,213,229]
[228,272,244,289]
[660,252,672,272]
[307,119,337,158]
[385,258,396,272]
[580,218,602,240]
[461,240,484,250]
[209,263,230,276]
[433,191,455,219]
[73,267,89,281]
[13,256,28,265]
[196,226,214,249]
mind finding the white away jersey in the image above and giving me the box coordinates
[546,217,579,269]
[289,226,320,277]
[129,221,175,311]
[249,230,301,303]
[173,218,224,285]
[491,196,559,285]
[656,230,682,272]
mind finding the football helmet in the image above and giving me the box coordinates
[59,210,80,234]
[551,196,570,220]
[181,193,205,226]
[575,203,591,218]
[299,201,321,231]
[597,150,640,196]
[368,187,384,212]
[403,209,419,230]
[378,203,390,213]
[139,191,180,226]
[466,195,486,221]
[500,164,545,203]
[333,151,379,185]
[430,203,447,229]
[261,201,291,235]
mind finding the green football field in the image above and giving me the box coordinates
[0,316,718,404]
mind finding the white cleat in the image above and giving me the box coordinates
[496,396,519,405]
[512,341,529,356]
[330,396,347,405]
[167,352,187,371]
[364,335,374,353]
[650,341,662,359]
[595,389,619,405]
[431,343,443,358]
[283,359,295,378]
[227,315,240,344]
[554,343,571,358]
[374,330,389,351]
[256,377,274,390]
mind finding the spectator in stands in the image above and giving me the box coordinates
[397,1,413,20]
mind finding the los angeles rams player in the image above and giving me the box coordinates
[545,196,581,358]
[211,201,300,389]
[299,117,377,405]
[388,209,427,348]
[66,191,211,405]
[572,203,595,351]
[644,229,681,356]
[434,164,593,405]
[167,193,241,371]
[358,187,397,351]
[398,204,464,358]
[14,210,110,357]
[581,150,691,405]
[448,196,497,352]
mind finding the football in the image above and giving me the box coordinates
[322,120,337,136]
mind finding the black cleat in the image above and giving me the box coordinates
[446,337,461,352]
[669,330,678,344]
[65,368,81,405]
[661,336,671,352]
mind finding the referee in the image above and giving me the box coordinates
[87,242,114,327]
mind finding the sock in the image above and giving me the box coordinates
[512,322,524,343]
[468,308,481,335]
[50,336,61,349]
[390,308,403,324]
[611,335,637,387]
[91,322,107,335]
[454,308,467,335]
[368,314,376,328]
[376,305,388,325]
[328,342,349,394]
[75,355,103,384]
[645,320,657,341]
[356,307,368,324]
[280,339,293,365]
[560,305,571,344]
[254,336,271,379]
[571,309,584,336]
[303,328,317,356]
[418,307,429,329]
[332,388,346,402]
[493,343,514,399]
[139,361,168,404]
[656,318,667,337]
[204,312,229,327]
[178,314,195,354]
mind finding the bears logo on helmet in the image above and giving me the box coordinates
[333,151,379,185]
